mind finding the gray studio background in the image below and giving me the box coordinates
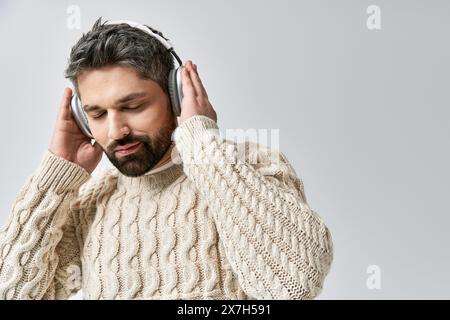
[0,0,449,299]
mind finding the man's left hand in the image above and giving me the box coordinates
[178,60,217,125]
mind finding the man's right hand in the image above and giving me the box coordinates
[48,87,103,175]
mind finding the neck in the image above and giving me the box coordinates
[152,142,175,170]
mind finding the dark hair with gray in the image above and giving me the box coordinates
[64,16,175,99]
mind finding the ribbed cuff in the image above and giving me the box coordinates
[173,115,220,153]
[33,150,91,194]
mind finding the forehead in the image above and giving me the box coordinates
[77,65,162,102]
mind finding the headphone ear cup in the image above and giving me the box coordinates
[168,67,183,117]
[70,94,94,139]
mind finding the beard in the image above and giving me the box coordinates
[104,119,176,177]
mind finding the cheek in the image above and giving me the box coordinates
[139,105,172,128]
[88,122,105,141]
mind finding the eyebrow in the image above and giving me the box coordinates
[83,92,147,113]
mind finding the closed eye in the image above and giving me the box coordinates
[91,104,144,119]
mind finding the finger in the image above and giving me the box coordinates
[181,65,196,98]
[188,63,209,99]
[58,87,73,121]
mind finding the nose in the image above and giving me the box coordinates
[107,113,130,141]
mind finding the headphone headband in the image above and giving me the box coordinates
[103,19,182,66]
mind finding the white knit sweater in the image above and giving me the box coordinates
[0,115,333,300]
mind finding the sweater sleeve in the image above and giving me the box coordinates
[0,150,91,299]
[173,115,334,300]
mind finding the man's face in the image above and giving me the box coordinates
[77,64,177,177]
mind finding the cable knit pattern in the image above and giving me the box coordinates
[0,115,333,300]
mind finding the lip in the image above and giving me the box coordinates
[115,142,142,156]
[114,142,141,152]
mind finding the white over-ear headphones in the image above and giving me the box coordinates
[70,19,184,139]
